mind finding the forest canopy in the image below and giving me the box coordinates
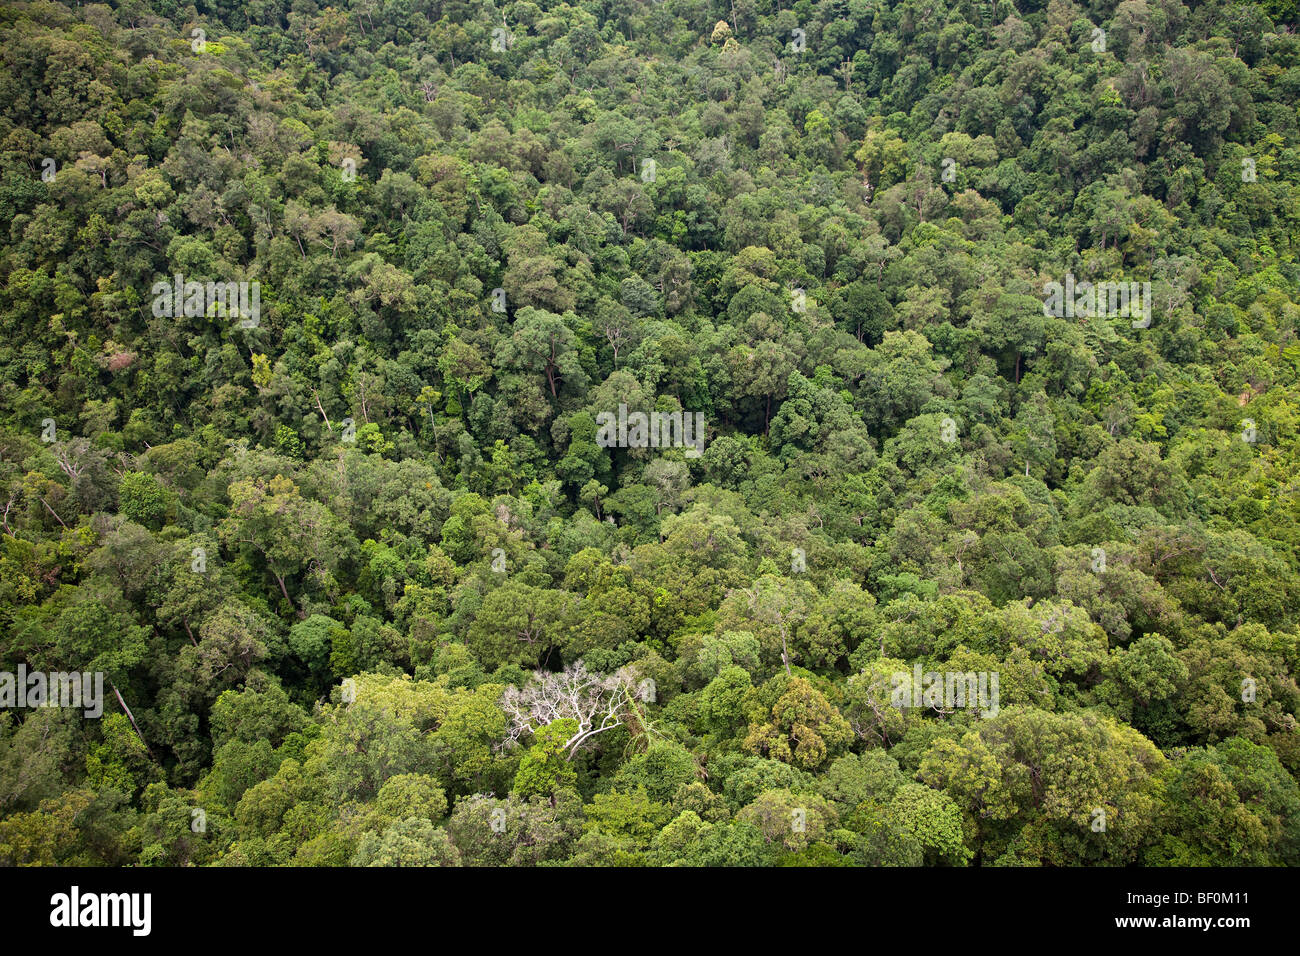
[1,0,1299,868]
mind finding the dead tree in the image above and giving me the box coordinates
[500,661,645,759]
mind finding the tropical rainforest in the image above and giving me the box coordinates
[1,0,1300,868]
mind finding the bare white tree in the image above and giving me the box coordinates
[500,661,647,759]
[51,438,89,481]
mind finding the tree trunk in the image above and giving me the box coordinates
[273,571,299,617]
[111,681,153,756]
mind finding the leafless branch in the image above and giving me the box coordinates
[500,660,644,759]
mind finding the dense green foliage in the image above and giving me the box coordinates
[2,0,1300,867]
